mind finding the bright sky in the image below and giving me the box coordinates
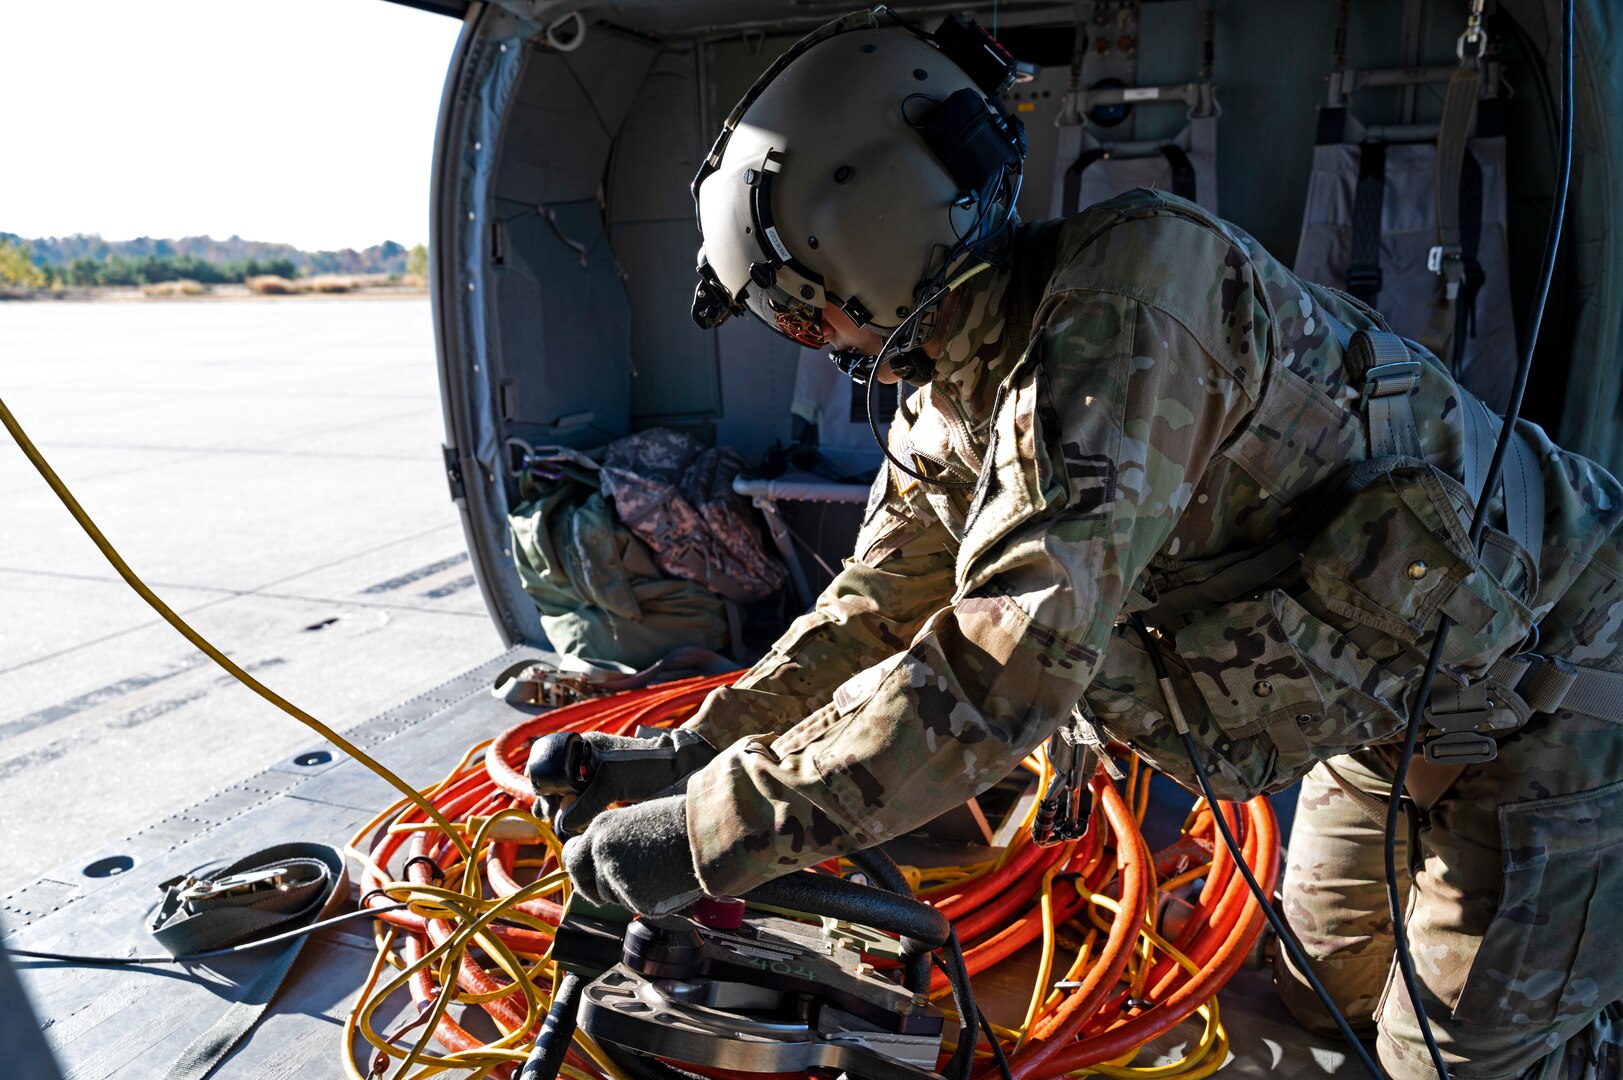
[0,0,461,251]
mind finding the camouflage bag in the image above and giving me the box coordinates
[1086,455,1539,801]
[508,453,731,668]
[599,429,786,604]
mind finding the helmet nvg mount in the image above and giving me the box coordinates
[690,7,1027,383]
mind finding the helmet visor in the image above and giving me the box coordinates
[743,283,827,349]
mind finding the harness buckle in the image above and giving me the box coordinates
[1423,731,1499,765]
[1346,265,1383,296]
[1363,360,1422,398]
[1426,680,1521,733]
[178,866,290,903]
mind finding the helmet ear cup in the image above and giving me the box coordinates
[916,88,1026,201]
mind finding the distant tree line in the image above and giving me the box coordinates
[55,254,300,287]
[0,232,420,291]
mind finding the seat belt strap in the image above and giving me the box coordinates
[1061,147,1108,216]
[1423,57,1481,365]
[1450,150,1487,375]
[1160,144,1198,203]
[1347,141,1386,306]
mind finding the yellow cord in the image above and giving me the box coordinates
[0,395,474,860]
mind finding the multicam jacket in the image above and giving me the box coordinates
[680,189,1623,900]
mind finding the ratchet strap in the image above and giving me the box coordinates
[492,647,737,707]
[151,842,348,1080]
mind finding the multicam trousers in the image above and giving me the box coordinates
[1275,702,1623,1079]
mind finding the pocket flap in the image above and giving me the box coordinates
[1173,596,1324,746]
[1301,461,1533,675]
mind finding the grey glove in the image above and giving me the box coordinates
[562,794,704,917]
[530,729,717,837]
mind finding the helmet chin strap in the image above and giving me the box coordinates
[830,348,880,383]
[829,260,996,491]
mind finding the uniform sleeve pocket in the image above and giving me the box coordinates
[1452,778,1623,1027]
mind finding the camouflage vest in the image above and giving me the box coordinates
[1067,197,1621,799]
[922,194,1622,801]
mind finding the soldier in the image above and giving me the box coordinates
[549,11,1623,1078]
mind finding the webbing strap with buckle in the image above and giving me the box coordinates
[150,842,348,1080]
[1350,329,1421,458]
[1430,57,1482,305]
[1487,654,1623,722]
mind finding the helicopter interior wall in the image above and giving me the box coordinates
[487,0,1560,454]
[469,0,1568,652]
[486,29,658,450]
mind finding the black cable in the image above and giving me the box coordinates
[6,903,411,966]
[930,940,977,1080]
[520,969,584,1080]
[1379,3,1574,1077]
[968,936,1014,1080]
[867,367,977,490]
[745,871,950,957]
[1128,616,1387,1080]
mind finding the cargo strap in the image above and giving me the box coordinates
[1426,43,1486,374]
[151,842,348,1080]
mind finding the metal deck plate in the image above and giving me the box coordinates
[3,649,1356,1077]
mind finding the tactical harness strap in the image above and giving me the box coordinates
[1353,331,1422,458]
[1142,324,1623,768]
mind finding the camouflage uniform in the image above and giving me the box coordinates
[678,189,1623,1078]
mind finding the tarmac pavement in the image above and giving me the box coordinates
[0,297,505,894]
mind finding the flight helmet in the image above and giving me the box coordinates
[690,8,1026,380]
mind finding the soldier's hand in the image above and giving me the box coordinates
[526,728,717,837]
[561,794,704,917]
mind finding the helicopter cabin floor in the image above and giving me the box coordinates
[1,648,1354,1078]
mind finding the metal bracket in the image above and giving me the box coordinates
[443,445,467,502]
[178,866,290,904]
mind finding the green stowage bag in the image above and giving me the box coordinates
[508,462,729,668]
